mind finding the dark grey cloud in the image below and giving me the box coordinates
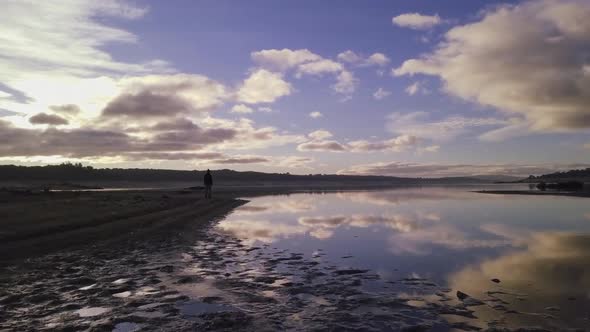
[102,91,193,118]
[125,152,224,161]
[0,120,136,157]
[150,118,200,131]
[212,156,270,164]
[49,104,81,115]
[297,140,347,152]
[102,74,227,118]
[152,126,237,146]
[29,113,69,125]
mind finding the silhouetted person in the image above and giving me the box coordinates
[204,169,213,199]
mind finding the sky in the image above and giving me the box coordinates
[1,0,589,177]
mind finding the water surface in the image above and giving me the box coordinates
[211,187,590,330]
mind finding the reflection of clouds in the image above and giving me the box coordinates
[298,214,428,235]
[448,231,590,328]
[219,212,439,244]
[234,205,269,213]
[387,225,514,255]
[452,232,590,293]
[233,198,316,216]
[216,219,307,245]
[336,189,480,206]
[309,228,333,240]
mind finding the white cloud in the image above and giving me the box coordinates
[251,48,322,71]
[0,1,168,79]
[0,0,172,122]
[236,69,292,104]
[231,104,254,114]
[337,50,362,63]
[252,48,358,96]
[337,50,389,67]
[308,130,333,140]
[296,59,343,77]
[393,0,590,131]
[309,111,323,119]
[387,112,507,141]
[404,82,427,96]
[332,71,358,95]
[297,134,418,153]
[392,13,442,30]
[373,88,391,100]
[347,135,417,152]
[365,53,390,66]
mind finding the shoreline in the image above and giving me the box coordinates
[475,189,590,198]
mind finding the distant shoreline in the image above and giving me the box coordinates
[475,190,590,198]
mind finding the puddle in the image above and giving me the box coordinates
[112,322,142,332]
[179,300,236,319]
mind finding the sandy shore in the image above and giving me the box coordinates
[0,189,246,264]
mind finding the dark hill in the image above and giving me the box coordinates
[0,163,491,188]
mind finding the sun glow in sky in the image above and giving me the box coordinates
[1,0,589,177]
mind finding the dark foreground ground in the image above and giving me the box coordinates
[2,187,585,331]
[0,189,249,263]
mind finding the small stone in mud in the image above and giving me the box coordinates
[491,278,501,283]
[457,291,469,300]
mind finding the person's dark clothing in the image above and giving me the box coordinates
[204,172,213,186]
[204,171,213,199]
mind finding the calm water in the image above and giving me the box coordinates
[213,187,590,329]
